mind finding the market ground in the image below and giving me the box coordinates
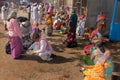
[0,10,120,80]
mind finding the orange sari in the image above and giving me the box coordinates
[84,64,108,80]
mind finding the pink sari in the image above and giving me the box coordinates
[9,36,23,59]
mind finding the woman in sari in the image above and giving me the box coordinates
[69,9,78,39]
[7,11,23,59]
[45,12,53,36]
[96,12,106,33]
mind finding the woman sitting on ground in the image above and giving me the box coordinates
[63,30,77,48]
[89,23,103,44]
[82,43,114,80]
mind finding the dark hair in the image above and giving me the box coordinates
[34,33,40,39]
[62,22,66,26]
[30,32,40,40]
[30,29,41,41]
[90,27,95,31]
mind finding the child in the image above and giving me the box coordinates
[28,32,53,61]
[83,27,91,39]
[60,22,67,34]
[54,18,62,30]
[32,22,41,35]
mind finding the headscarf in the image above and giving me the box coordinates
[7,11,17,21]
[65,6,69,11]
[32,22,39,27]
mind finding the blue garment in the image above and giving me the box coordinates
[69,13,78,27]
[105,59,114,80]
[97,32,102,38]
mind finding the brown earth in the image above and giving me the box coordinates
[0,10,120,80]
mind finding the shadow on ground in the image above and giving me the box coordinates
[52,44,65,53]
[18,54,78,64]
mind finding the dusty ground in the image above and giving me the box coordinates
[0,10,120,80]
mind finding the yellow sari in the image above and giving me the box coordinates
[84,63,109,80]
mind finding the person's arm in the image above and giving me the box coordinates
[89,30,96,39]
[34,40,46,54]
[28,42,38,50]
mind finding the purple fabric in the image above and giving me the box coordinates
[63,32,75,44]
[9,36,23,59]
[65,6,69,11]
[32,27,39,33]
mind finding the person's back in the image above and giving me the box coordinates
[70,13,77,27]
[7,18,23,38]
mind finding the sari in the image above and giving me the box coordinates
[84,64,107,80]
[9,36,23,59]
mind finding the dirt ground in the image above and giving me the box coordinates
[0,10,120,80]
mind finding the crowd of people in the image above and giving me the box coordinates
[1,1,113,80]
